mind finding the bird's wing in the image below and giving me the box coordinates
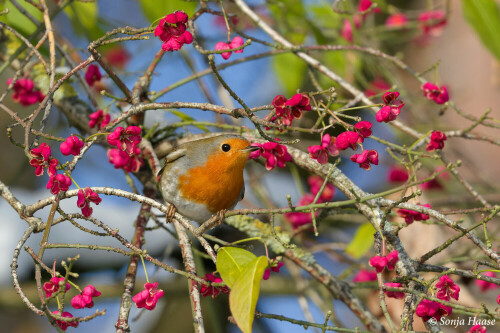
[156,148,187,177]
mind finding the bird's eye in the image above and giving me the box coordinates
[222,143,231,152]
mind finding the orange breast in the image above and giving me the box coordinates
[178,149,247,213]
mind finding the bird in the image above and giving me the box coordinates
[158,134,258,223]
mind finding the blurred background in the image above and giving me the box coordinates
[1,0,499,332]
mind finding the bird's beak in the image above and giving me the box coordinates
[241,145,260,153]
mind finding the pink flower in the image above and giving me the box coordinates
[200,273,229,298]
[385,250,399,270]
[77,187,102,217]
[85,64,102,87]
[384,282,405,299]
[335,131,361,151]
[353,269,377,283]
[420,178,442,190]
[107,147,144,173]
[88,109,111,130]
[272,95,287,110]
[132,282,164,310]
[268,93,311,128]
[354,121,373,139]
[468,325,487,333]
[285,93,312,116]
[421,82,449,104]
[388,166,409,183]
[107,126,142,154]
[284,194,319,228]
[269,95,292,127]
[71,285,101,309]
[308,134,340,164]
[30,143,58,176]
[122,148,144,173]
[382,91,400,105]
[416,299,452,322]
[43,277,70,298]
[71,294,89,309]
[385,13,408,28]
[497,293,500,305]
[369,255,388,273]
[397,203,431,225]
[308,175,335,201]
[475,272,499,292]
[369,250,399,273]
[350,149,379,170]
[365,77,391,97]
[53,311,78,331]
[376,91,404,123]
[214,42,231,60]
[32,142,51,161]
[341,16,361,42]
[263,259,284,280]
[435,275,460,301]
[231,36,245,51]
[60,135,84,156]
[358,0,380,14]
[249,141,292,170]
[46,174,72,194]
[375,106,397,123]
[107,148,130,169]
[104,45,130,69]
[7,78,44,106]
[214,36,245,60]
[418,11,447,36]
[426,131,447,151]
[214,15,239,28]
[420,166,449,190]
[154,11,193,52]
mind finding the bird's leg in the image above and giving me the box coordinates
[194,209,227,236]
[215,209,227,226]
[166,204,177,222]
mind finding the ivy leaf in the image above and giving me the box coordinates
[139,0,197,23]
[216,247,257,288]
[462,0,500,60]
[345,223,375,259]
[229,256,268,333]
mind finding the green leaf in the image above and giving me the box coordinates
[229,256,268,333]
[268,0,306,44]
[139,0,197,23]
[32,64,77,103]
[462,0,500,60]
[323,50,349,79]
[63,2,102,41]
[271,53,307,95]
[216,247,257,288]
[170,110,209,132]
[1,1,43,36]
[309,5,341,30]
[345,223,375,259]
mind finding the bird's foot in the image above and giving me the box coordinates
[166,204,177,223]
[194,209,227,236]
[215,209,227,226]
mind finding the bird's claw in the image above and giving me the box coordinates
[166,204,177,223]
[215,209,227,226]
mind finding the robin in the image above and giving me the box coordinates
[158,134,258,223]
